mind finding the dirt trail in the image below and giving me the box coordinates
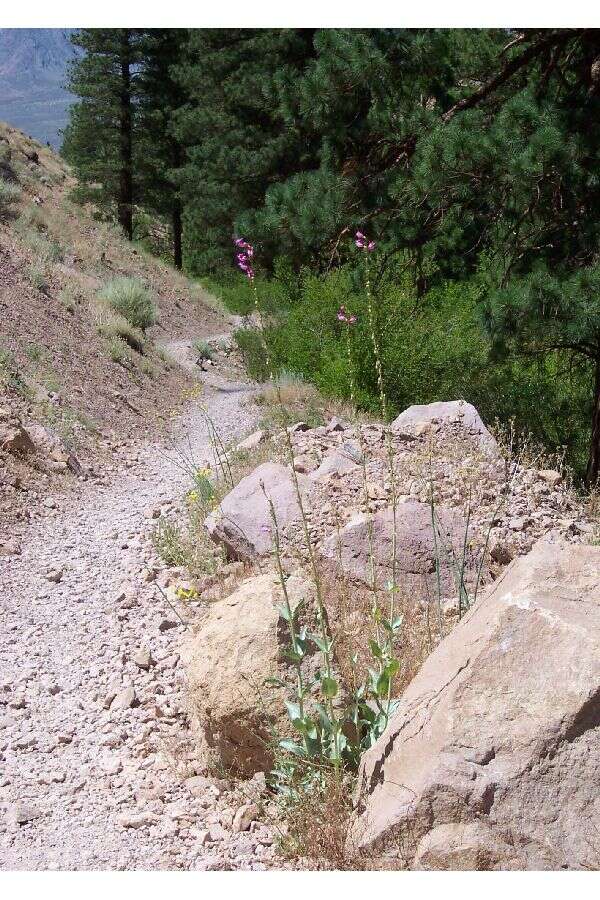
[0,338,275,870]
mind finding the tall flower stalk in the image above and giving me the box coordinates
[236,237,342,774]
[355,231,401,727]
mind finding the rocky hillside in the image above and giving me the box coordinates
[0,121,233,546]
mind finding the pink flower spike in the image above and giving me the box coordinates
[348,314,357,324]
[367,241,375,251]
[355,231,365,241]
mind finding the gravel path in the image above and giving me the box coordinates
[0,339,276,870]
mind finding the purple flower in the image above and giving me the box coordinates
[355,230,375,251]
[234,237,255,279]
[337,305,357,325]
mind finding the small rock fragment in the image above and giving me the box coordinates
[233,802,260,833]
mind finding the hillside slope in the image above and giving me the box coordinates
[0,121,232,538]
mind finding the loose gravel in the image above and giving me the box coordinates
[0,342,281,871]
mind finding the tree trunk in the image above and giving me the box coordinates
[586,356,600,486]
[170,138,183,269]
[172,200,183,269]
[118,30,133,240]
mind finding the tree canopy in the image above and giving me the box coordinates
[62,28,600,480]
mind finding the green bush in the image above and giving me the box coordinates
[0,178,21,215]
[240,266,591,479]
[201,273,288,317]
[97,277,157,331]
[193,339,215,362]
[234,327,272,382]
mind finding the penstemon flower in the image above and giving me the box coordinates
[355,230,376,251]
[234,237,255,279]
[337,305,357,324]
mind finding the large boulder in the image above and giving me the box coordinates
[182,573,315,776]
[391,400,497,454]
[319,500,474,596]
[348,537,600,870]
[205,461,312,561]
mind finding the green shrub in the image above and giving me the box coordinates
[193,339,215,362]
[240,266,591,479]
[26,262,48,291]
[0,178,21,215]
[97,277,157,331]
[106,336,131,365]
[234,327,272,382]
[23,230,62,263]
[201,273,288,317]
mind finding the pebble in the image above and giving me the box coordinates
[9,803,43,825]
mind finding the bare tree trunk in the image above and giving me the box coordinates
[171,139,183,269]
[172,200,182,269]
[586,356,600,486]
[118,29,133,240]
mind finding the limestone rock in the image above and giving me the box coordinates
[111,687,137,711]
[348,538,600,870]
[311,449,360,481]
[235,429,265,452]
[182,573,314,776]
[391,400,498,453]
[205,462,312,561]
[9,803,43,825]
[320,500,473,596]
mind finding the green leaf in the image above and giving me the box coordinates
[321,676,339,699]
[385,658,400,679]
[376,670,390,697]
[312,635,332,654]
[279,738,306,757]
[277,604,291,622]
[285,700,302,722]
[264,676,285,688]
[368,638,383,659]
[282,648,303,664]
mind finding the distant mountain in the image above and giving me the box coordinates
[0,28,77,149]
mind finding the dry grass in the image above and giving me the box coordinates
[93,302,146,354]
[254,372,363,434]
[274,772,406,870]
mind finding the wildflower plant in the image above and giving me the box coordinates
[239,235,404,792]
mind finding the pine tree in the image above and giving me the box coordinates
[63,28,142,239]
[136,29,189,268]
[395,29,600,481]
[173,28,317,272]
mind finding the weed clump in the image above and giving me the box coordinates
[94,304,146,354]
[0,178,21,216]
[97,277,157,331]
